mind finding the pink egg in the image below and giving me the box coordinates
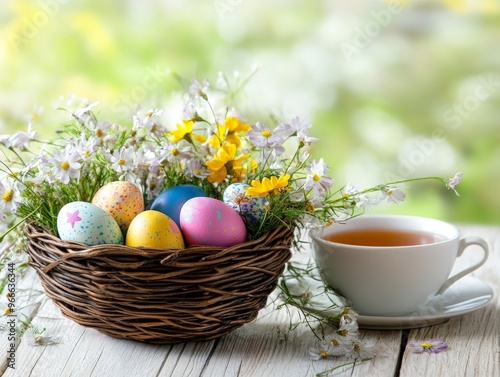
[180,197,247,247]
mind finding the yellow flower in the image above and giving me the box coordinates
[246,173,291,197]
[224,116,250,147]
[168,120,206,144]
[207,124,226,149]
[250,159,258,174]
[207,116,250,149]
[206,143,250,183]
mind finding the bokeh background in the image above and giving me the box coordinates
[1,0,499,223]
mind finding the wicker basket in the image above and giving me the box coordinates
[24,222,294,344]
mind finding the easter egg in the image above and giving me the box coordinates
[57,201,123,246]
[150,184,207,228]
[180,197,247,247]
[92,181,144,234]
[125,210,184,249]
[223,183,269,225]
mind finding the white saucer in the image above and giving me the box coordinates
[357,276,494,330]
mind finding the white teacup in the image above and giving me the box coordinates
[310,215,489,316]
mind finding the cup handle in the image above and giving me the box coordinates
[437,236,489,295]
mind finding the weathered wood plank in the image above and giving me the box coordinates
[400,225,500,377]
[0,266,45,375]
[154,341,217,376]
[4,294,216,377]
[201,306,402,377]
[3,296,87,377]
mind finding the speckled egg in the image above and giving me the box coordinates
[223,183,269,225]
[92,181,144,234]
[57,201,123,246]
[180,197,247,247]
[150,184,207,228]
[125,210,185,249]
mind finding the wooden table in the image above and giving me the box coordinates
[1,225,498,377]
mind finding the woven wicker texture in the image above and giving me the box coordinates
[25,222,294,344]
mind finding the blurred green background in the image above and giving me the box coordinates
[1,0,499,224]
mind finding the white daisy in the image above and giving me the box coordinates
[47,146,82,184]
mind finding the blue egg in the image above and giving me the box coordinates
[150,184,207,228]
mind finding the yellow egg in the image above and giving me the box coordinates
[92,181,144,234]
[126,210,185,249]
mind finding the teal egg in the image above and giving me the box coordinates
[57,201,123,246]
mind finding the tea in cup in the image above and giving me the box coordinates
[310,215,489,316]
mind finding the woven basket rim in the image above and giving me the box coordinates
[25,221,295,270]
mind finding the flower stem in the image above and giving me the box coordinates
[315,358,371,376]
[0,205,41,243]
[387,176,446,186]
